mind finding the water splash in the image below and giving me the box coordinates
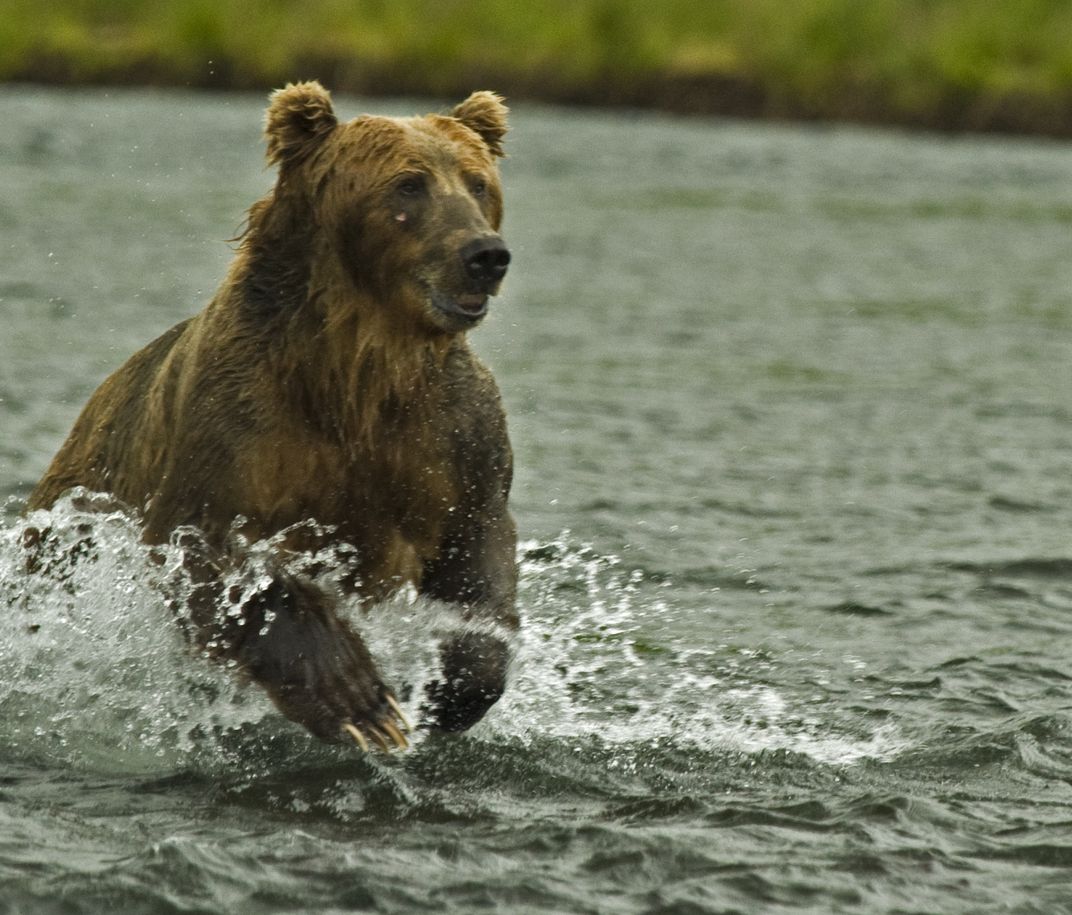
[0,499,902,777]
[0,495,291,775]
[486,532,906,764]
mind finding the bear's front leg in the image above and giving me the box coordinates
[233,574,410,750]
[421,508,519,733]
[424,627,512,732]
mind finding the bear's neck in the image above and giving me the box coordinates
[239,190,314,320]
[253,267,460,453]
[301,290,458,451]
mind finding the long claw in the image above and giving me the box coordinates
[381,719,409,750]
[342,723,369,752]
[367,725,392,753]
[385,694,412,733]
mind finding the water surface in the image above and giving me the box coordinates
[3,87,1072,913]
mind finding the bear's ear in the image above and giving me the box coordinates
[265,81,338,167]
[451,91,509,157]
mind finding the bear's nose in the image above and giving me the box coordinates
[462,237,511,285]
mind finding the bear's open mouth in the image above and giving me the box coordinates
[454,293,489,316]
[429,290,489,322]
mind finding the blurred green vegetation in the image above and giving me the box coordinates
[4,0,1072,133]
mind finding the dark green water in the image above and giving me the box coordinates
[4,87,1072,913]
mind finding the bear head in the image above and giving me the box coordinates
[263,81,511,335]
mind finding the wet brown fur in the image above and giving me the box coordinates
[27,83,518,741]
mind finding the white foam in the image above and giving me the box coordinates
[479,533,908,764]
[0,506,905,774]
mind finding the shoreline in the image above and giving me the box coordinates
[6,61,1072,140]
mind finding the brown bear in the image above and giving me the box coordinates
[26,81,518,752]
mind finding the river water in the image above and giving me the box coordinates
[3,86,1072,913]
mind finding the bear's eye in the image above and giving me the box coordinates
[396,175,425,197]
[471,178,488,198]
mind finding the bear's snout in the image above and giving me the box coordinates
[461,236,511,290]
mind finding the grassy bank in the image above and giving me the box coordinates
[4,0,1072,135]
